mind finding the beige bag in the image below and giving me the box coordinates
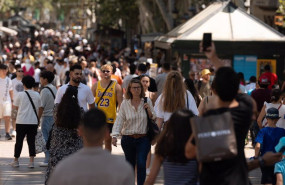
[190,111,237,162]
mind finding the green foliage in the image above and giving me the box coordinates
[97,0,139,29]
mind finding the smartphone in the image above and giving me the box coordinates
[203,33,212,51]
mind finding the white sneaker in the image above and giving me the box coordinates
[11,161,19,167]
[146,168,150,175]
[39,162,48,167]
[28,162,34,168]
[11,130,16,137]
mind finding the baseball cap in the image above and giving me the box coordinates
[275,137,285,154]
[259,74,270,85]
[201,69,211,77]
[266,107,280,119]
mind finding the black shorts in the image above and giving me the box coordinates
[261,166,276,184]
[106,123,113,133]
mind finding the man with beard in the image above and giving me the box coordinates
[92,64,123,152]
[55,64,95,111]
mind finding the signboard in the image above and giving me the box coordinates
[257,59,276,78]
[233,55,257,81]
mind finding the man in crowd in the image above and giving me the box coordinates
[55,64,95,111]
[122,63,137,93]
[261,64,278,90]
[0,64,13,140]
[155,62,171,97]
[11,65,24,137]
[48,108,134,185]
[38,71,57,166]
[92,64,123,152]
[196,68,211,99]
[135,63,157,93]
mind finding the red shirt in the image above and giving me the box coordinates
[262,72,278,90]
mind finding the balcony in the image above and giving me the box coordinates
[254,0,279,9]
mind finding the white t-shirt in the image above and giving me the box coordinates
[12,78,24,101]
[263,102,285,129]
[54,83,95,111]
[34,68,41,83]
[0,77,12,103]
[154,90,199,122]
[14,90,42,125]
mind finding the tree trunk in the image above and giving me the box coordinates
[155,0,173,30]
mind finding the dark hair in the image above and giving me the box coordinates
[162,63,170,71]
[212,67,239,101]
[22,76,35,89]
[184,79,200,106]
[15,64,21,70]
[270,89,282,103]
[237,72,245,85]
[130,64,137,74]
[155,109,195,163]
[81,108,106,130]
[70,64,82,71]
[138,63,147,73]
[264,64,271,71]
[56,86,81,129]
[40,70,55,83]
[0,64,8,70]
[125,79,145,99]
[249,76,256,83]
[111,63,116,74]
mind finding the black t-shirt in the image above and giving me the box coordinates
[133,75,157,92]
[200,93,253,185]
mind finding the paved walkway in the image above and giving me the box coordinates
[0,124,262,185]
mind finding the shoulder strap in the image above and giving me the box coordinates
[25,91,39,125]
[42,86,55,99]
[186,92,189,109]
[96,80,113,105]
[143,97,150,119]
[278,103,282,110]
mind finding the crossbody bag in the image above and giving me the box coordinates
[96,80,113,105]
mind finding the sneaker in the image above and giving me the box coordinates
[39,162,48,167]
[11,161,19,167]
[11,130,16,137]
[5,133,12,140]
[28,162,34,168]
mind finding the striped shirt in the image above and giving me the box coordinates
[163,159,198,185]
[111,97,156,137]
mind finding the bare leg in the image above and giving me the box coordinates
[4,116,10,133]
[104,131,112,152]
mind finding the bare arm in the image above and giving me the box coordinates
[198,97,206,116]
[257,105,266,128]
[9,90,13,102]
[116,84,123,110]
[156,118,164,130]
[248,152,282,171]
[144,155,163,185]
[91,82,98,97]
[201,42,224,70]
[38,107,44,120]
[185,134,196,159]
[254,142,261,158]
[276,173,283,185]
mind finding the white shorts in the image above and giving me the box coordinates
[0,102,12,118]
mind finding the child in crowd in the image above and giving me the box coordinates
[255,107,285,185]
[274,137,285,185]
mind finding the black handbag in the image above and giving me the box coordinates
[143,97,160,142]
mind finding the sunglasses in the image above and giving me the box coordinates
[102,70,110,73]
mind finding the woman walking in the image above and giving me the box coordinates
[11,76,41,168]
[144,109,198,185]
[111,79,156,185]
[45,85,83,184]
[155,71,198,128]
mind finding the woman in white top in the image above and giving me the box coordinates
[111,79,156,185]
[154,71,199,128]
[257,89,285,129]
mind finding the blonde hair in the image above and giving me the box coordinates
[161,71,186,112]
[125,79,145,99]
[100,64,113,71]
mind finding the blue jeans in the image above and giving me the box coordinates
[121,135,151,185]
[41,116,54,163]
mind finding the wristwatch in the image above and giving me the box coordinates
[258,156,265,168]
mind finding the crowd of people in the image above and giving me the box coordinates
[1,28,285,185]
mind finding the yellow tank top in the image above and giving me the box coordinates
[95,81,117,124]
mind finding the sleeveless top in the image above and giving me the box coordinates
[163,159,198,185]
[95,81,117,124]
[263,102,285,129]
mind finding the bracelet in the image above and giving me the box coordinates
[258,156,265,168]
